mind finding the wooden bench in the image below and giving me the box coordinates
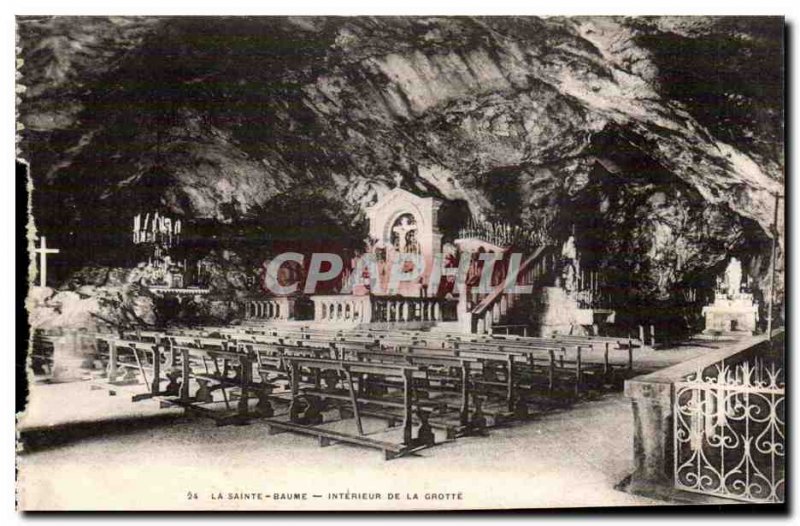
[279,356,435,452]
[30,332,57,375]
[262,419,407,460]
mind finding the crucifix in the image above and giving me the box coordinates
[392,216,417,253]
[34,236,60,287]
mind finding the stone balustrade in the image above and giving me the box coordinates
[310,294,451,325]
[371,295,444,323]
[244,297,296,321]
[311,295,373,324]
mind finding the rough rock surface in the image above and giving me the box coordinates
[18,16,785,325]
[26,283,156,332]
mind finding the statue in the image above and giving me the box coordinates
[560,235,578,294]
[561,235,577,260]
[562,262,577,294]
[722,258,743,297]
[703,257,759,334]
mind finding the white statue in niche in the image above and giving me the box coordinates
[560,235,579,294]
[722,257,744,298]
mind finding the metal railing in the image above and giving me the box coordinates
[674,357,785,503]
[456,219,551,251]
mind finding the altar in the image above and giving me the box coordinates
[702,258,759,334]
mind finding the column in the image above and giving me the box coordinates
[362,296,372,323]
[625,379,674,494]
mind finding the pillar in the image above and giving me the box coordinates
[624,379,674,495]
[363,297,372,323]
[51,329,90,383]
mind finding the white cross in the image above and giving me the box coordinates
[34,236,60,287]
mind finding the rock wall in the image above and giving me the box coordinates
[17,16,785,323]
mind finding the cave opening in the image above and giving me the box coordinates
[437,198,471,244]
[556,147,777,340]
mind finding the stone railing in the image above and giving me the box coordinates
[244,297,297,321]
[468,245,554,333]
[311,294,454,325]
[370,295,448,323]
[311,295,373,324]
[622,328,784,502]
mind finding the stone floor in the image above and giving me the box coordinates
[17,338,730,511]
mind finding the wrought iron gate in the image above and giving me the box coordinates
[674,359,785,503]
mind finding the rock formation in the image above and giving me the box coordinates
[17,16,785,327]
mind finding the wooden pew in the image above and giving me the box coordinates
[266,356,434,460]
[155,337,269,425]
[30,331,57,376]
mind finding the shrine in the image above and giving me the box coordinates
[302,182,449,327]
[702,257,760,334]
[132,211,210,297]
[365,182,444,296]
